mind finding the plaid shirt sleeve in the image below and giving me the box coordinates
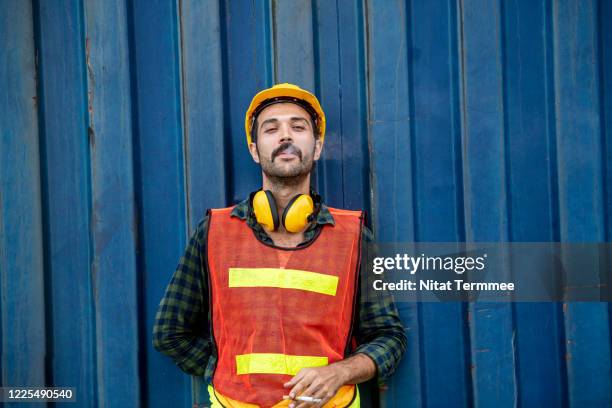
[351,226,408,380]
[152,218,212,377]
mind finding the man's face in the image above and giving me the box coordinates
[248,102,322,179]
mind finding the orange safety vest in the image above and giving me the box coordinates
[206,206,364,408]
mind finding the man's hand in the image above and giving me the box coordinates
[283,353,377,408]
[283,364,348,408]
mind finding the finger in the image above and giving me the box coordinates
[317,391,335,408]
[310,386,336,408]
[284,369,306,388]
[302,380,322,400]
[291,375,320,408]
[288,376,311,400]
[294,381,323,408]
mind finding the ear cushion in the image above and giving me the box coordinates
[282,194,314,233]
[253,190,279,231]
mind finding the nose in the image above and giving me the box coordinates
[279,123,293,143]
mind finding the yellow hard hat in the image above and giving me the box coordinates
[244,83,326,146]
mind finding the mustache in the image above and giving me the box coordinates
[271,142,303,161]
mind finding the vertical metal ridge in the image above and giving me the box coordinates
[364,0,377,235]
[219,0,234,205]
[543,2,568,403]
[271,0,278,83]
[544,0,560,243]
[310,0,321,193]
[31,0,53,390]
[496,0,510,243]
[170,0,187,239]
[178,0,191,236]
[311,0,321,99]
[355,0,371,219]
[451,0,478,405]
[334,0,346,208]
[404,0,418,240]
[265,0,275,86]
[448,0,466,244]
[550,0,565,242]
[457,0,472,243]
[450,5,466,408]
[453,4,475,400]
[81,0,100,404]
[498,1,520,400]
[354,0,371,220]
[499,0,513,243]
[403,1,425,403]
[415,293,428,408]
[125,0,148,405]
[218,0,231,209]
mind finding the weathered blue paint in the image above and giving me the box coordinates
[460,1,518,406]
[365,3,421,408]
[554,1,611,406]
[84,0,141,406]
[312,0,345,207]
[180,0,228,225]
[409,0,471,406]
[503,1,566,406]
[33,1,97,407]
[224,0,273,204]
[1,0,612,407]
[129,0,188,407]
[0,0,46,400]
[179,1,230,403]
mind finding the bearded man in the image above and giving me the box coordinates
[153,83,406,408]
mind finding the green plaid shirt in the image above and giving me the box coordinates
[153,198,406,383]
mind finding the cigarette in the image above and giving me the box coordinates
[283,395,323,403]
[295,396,323,403]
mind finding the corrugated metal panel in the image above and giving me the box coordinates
[1,0,610,407]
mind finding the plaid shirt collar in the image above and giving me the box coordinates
[230,192,335,245]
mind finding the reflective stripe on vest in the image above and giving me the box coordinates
[235,353,328,375]
[229,268,339,296]
[207,206,363,408]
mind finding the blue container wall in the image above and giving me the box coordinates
[1,0,611,407]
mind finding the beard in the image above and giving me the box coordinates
[258,142,315,186]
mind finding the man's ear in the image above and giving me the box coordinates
[313,139,323,161]
[248,142,260,163]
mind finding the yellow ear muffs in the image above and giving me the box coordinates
[252,190,314,233]
[252,190,279,232]
[281,194,314,233]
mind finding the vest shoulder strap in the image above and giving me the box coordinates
[208,206,235,217]
[326,207,364,222]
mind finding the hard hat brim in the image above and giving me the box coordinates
[244,84,326,146]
